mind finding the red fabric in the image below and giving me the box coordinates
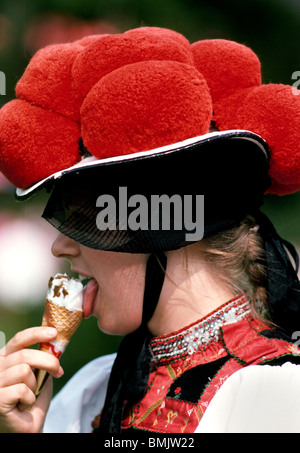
[120,318,300,433]
[191,39,261,102]
[124,26,191,51]
[0,100,81,188]
[0,27,299,194]
[75,34,109,47]
[71,32,194,116]
[214,84,300,195]
[81,60,212,158]
[16,42,83,122]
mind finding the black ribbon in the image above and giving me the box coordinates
[256,211,300,337]
[96,252,167,433]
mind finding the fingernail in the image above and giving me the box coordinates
[57,366,64,377]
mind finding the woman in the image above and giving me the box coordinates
[0,27,300,433]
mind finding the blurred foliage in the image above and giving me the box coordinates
[0,0,299,395]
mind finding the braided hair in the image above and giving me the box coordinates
[195,215,269,322]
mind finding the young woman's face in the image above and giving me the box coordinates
[51,233,150,335]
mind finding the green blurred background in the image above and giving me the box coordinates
[0,0,299,396]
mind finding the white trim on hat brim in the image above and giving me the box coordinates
[15,129,269,200]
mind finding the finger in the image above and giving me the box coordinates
[18,377,54,431]
[1,349,63,379]
[0,363,36,391]
[4,327,57,356]
[31,376,53,420]
[0,384,36,414]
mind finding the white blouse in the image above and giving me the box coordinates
[44,353,116,433]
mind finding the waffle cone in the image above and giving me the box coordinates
[35,300,82,396]
[42,298,83,341]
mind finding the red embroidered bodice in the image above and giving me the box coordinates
[93,294,300,433]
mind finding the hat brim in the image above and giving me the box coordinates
[15,130,269,201]
[39,129,270,253]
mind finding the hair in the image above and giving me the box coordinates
[194,215,270,323]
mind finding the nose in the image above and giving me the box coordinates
[51,232,80,259]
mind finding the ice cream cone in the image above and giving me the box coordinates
[35,274,83,396]
[42,298,83,341]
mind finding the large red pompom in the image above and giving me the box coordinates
[75,34,109,47]
[81,60,212,158]
[16,43,83,122]
[191,39,261,102]
[72,32,194,116]
[214,84,300,194]
[124,26,191,51]
[0,100,81,188]
[213,87,255,129]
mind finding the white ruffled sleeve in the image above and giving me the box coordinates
[195,362,300,433]
[43,353,116,433]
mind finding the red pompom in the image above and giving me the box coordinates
[214,84,300,194]
[81,60,212,158]
[0,100,81,188]
[72,32,194,116]
[191,39,261,102]
[16,43,83,122]
[124,26,191,51]
[75,34,110,47]
[213,87,255,129]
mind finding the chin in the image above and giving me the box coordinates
[97,317,142,336]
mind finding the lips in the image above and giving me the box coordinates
[82,278,99,319]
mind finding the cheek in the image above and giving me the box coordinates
[94,267,146,335]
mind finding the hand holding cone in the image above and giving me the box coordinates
[35,273,83,396]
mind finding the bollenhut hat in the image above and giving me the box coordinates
[0,28,299,253]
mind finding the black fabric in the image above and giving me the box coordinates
[96,252,167,433]
[261,328,296,343]
[42,134,270,253]
[167,356,229,403]
[255,211,300,337]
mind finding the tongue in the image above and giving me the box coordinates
[83,279,99,319]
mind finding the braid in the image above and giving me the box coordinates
[240,216,268,320]
[196,215,270,322]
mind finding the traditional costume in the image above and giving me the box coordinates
[0,27,300,433]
